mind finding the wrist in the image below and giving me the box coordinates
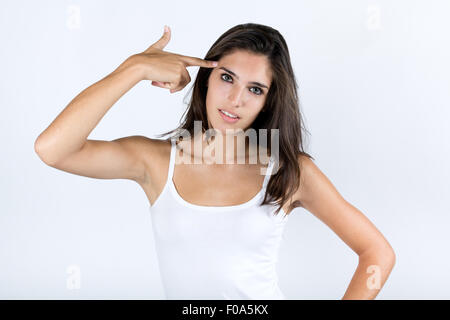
[114,54,146,82]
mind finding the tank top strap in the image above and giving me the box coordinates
[167,138,177,181]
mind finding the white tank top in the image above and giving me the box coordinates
[148,138,290,299]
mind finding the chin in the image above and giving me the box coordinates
[216,125,248,136]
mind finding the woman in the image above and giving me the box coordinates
[34,23,395,300]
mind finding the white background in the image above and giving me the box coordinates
[1,0,449,299]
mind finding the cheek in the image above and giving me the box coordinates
[210,80,228,96]
[210,85,226,100]
[206,82,227,106]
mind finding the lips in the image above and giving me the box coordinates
[218,109,240,123]
[218,108,240,119]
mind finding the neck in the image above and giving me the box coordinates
[195,129,249,164]
[175,129,271,166]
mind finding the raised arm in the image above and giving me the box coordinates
[34,55,148,182]
[34,25,217,184]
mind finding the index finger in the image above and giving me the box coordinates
[179,55,218,68]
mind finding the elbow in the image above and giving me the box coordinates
[381,248,396,270]
[359,243,396,266]
[34,136,57,166]
[383,242,396,266]
[34,136,43,156]
[389,249,396,268]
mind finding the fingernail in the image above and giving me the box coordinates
[212,61,218,66]
[164,25,169,33]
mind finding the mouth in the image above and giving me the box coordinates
[218,108,240,123]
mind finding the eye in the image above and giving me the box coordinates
[250,87,263,95]
[221,73,232,82]
[220,73,264,96]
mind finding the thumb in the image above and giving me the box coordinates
[145,25,171,52]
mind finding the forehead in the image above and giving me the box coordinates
[218,50,272,85]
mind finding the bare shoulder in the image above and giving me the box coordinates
[294,154,326,204]
[298,154,327,195]
[125,135,169,154]
[128,135,172,185]
[298,154,318,182]
[294,153,351,221]
[275,154,315,214]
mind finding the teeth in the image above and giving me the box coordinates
[220,109,238,118]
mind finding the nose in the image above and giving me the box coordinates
[227,86,244,106]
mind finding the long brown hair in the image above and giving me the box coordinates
[156,23,314,216]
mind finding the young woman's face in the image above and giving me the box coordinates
[205,50,272,134]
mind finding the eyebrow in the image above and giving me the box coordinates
[218,67,269,89]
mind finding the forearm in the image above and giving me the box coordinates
[341,249,396,300]
[35,55,144,164]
